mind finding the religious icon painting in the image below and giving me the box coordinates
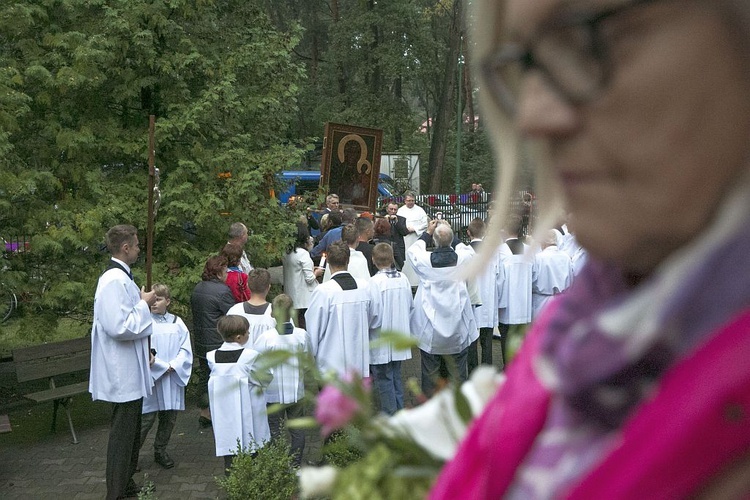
[320,122,383,211]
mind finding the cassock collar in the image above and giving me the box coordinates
[111,257,132,276]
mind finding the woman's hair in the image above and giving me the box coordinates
[291,223,311,251]
[373,218,391,239]
[466,0,566,275]
[201,255,228,281]
[217,315,249,341]
[220,243,243,268]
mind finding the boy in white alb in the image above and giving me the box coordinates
[253,294,310,467]
[207,315,272,474]
[369,243,413,415]
[227,268,276,345]
[139,283,193,470]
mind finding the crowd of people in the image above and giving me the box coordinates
[91,194,583,497]
[90,0,750,494]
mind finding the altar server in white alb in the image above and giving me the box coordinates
[305,240,382,378]
[139,283,193,470]
[369,243,413,415]
[89,224,156,500]
[408,219,478,396]
[397,191,429,286]
[460,218,501,371]
[532,230,574,319]
[253,294,311,468]
[227,268,276,346]
[207,315,272,474]
[496,215,532,365]
[322,224,371,282]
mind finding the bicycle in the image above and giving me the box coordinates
[1,283,17,322]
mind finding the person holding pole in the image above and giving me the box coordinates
[89,224,157,499]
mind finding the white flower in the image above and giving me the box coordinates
[388,366,506,461]
[298,465,338,499]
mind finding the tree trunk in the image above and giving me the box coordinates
[463,36,476,132]
[428,0,463,193]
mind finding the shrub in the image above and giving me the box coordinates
[217,439,298,500]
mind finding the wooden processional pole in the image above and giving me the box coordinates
[146,115,156,290]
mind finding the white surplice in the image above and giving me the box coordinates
[323,248,371,282]
[369,270,414,365]
[227,302,276,346]
[90,258,154,403]
[142,312,193,413]
[407,240,478,355]
[532,246,574,318]
[305,272,382,377]
[253,324,310,404]
[207,343,271,456]
[397,204,429,286]
[497,254,533,325]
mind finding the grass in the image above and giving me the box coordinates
[0,394,111,445]
[0,315,90,358]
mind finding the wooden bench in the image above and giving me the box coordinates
[12,336,90,444]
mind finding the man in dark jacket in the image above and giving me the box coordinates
[385,202,409,270]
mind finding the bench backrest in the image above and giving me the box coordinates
[13,336,91,383]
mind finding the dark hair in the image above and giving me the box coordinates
[467,218,486,239]
[106,225,138,254]
[201,255,228,281]
[341,224,358,246]
[342,208,357,224]
[328,211,343,227]
[327,240,350,268]
[355,217,373,237]
[247,268,271,294]
[220,243,243,267]
[217,315,249,341]
[291,223,311,251]
[373,218,391,239]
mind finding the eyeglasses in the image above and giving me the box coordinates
[481,0,660,116]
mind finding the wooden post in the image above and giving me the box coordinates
[146,115,156,290]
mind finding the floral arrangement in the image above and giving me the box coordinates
[290,355,506,499]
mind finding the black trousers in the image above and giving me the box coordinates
[467,327,495,374]
[106,398,142,500]
[498,323,510,368]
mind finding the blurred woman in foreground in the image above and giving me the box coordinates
[433,0,750,498]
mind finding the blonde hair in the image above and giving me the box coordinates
[465,0,564,277]
[151,283,171,299]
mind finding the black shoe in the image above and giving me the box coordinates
[120,480,142,498]
[154,451,175,469]
[198,416,212,428]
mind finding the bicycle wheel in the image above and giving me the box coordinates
[0,285,17,322]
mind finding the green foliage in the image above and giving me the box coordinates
[0,0,306,326]
[331,443,435,500]
[217,439,298,500]
[322,430,366,468]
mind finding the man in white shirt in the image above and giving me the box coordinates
[397,191,429,286]
[228,222,253,274]
[306,240,382,378]
[408,220,477,396]
[90,224,157,500]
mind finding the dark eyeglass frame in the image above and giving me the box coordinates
[481,0,660,116]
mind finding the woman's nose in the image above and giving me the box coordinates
[516,72,580,138]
